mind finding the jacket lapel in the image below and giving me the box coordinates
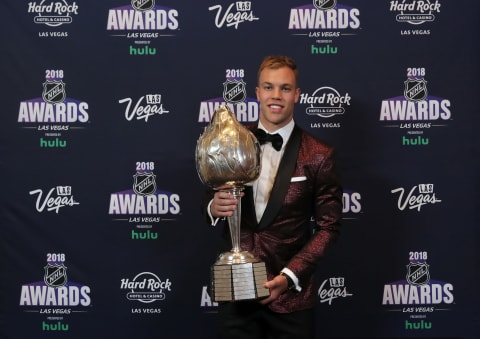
[257,125,302,231]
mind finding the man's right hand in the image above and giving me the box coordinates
[210,191,243,218]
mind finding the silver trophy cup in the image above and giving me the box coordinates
[195,105,270,301]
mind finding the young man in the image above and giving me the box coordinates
[206,55,342,339]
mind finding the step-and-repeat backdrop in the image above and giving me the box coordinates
[1,1,478,338]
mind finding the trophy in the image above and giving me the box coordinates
[195,104,270,301]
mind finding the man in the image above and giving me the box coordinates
[205,55,342,339]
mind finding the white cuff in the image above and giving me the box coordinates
[207,199,220,226]
[281,267,302,292]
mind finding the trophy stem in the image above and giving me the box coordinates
[226,186,243,254]
[212,185,270,301]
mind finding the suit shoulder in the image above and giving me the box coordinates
[299,128,335,152]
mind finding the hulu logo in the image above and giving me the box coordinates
[129,45,157,55]
[40,137,67,148]
[405,320,432,330]
[402,136,429,146]
[311,44,338,55]
[42,321,69,331]
[131,229,158,240]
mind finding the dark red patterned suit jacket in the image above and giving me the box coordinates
[204,124,343,313]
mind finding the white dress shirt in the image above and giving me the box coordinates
[252,120,294,222]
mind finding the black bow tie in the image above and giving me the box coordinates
[254,129,283,151]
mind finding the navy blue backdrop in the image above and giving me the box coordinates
[1,1,479,338]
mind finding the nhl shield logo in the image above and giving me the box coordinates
[133,172,157,196]
[313,0,337,10]
[406,262,430,286]
[223,79,246,103]
[131,0,155,11]
[404,79,428,102]
[44,263,68,287]
[42,80,66,104]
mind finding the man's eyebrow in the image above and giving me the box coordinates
[260,81,293,87]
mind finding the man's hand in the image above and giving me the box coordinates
[259,275,289,305]
[210,191,243,218]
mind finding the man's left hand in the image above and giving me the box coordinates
[258,275,289,305]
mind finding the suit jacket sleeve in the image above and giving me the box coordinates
[286,138,342,286]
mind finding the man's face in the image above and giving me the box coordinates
[256,66,300,132]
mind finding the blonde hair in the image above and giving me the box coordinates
[257,55,299,84]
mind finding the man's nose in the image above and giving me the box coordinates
[272,88,282,99]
